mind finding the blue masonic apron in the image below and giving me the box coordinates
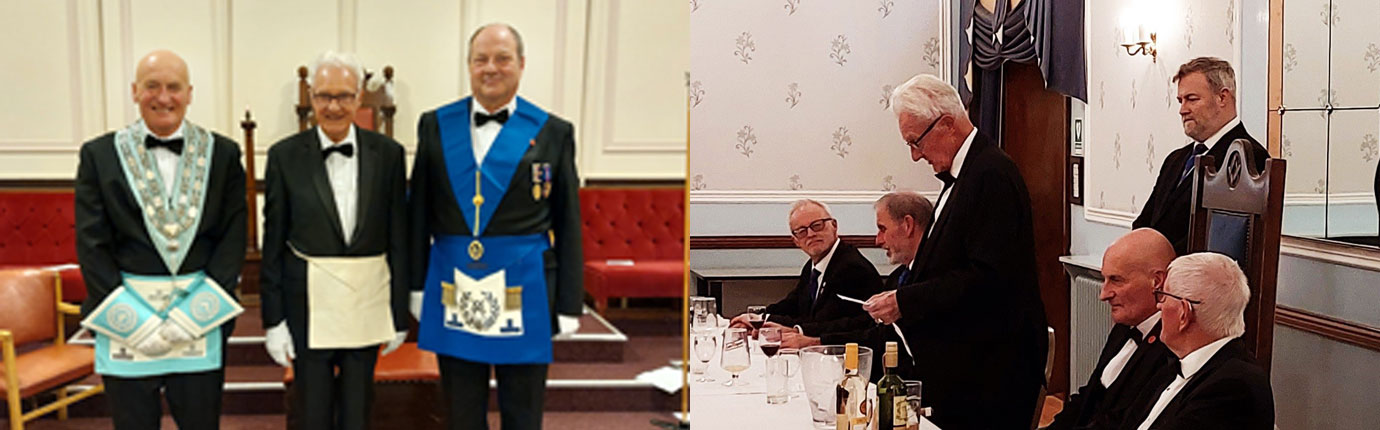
[417,97,554,365]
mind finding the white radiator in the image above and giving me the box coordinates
[1069,273,1113,393]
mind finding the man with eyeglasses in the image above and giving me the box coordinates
[1049,228,1175,430]
[408,23,583,430]
[1120,252,1274,430]
[728,199,884,341]
[260,51,410,430]
[861,74,1047,429]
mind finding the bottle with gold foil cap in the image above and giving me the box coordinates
[835,343,868,429]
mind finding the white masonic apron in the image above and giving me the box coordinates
[291,245,394,349]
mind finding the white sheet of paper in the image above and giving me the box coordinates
[836,293,867,305]
[605,259,635,266]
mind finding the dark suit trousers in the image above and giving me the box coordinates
[102,319,234,430]
[292,345,380,430]
[437,355,547,430]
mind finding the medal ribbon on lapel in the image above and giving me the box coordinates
[113,119,214,274]
[437,97,551,260]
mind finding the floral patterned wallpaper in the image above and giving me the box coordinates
[689,0,943,195]
[1086,0,1242,218]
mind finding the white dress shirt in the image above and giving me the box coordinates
[1135,336,1236,430]
[929,128,978,237]
[471,97,518,164]
[318,125,359,244]
[141,121,185,196]
[1101,312,1162,387]
[779,238,839,330]
[1197,116,1241,146]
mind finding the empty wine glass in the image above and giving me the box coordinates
[691,332,717,383]
[690,296,718,334]
[720,327,751,387]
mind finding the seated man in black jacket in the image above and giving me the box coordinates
[729,199,883,333]
[775,191,932,349]
[1049,228,1175,430]
[1121,252,1274,430]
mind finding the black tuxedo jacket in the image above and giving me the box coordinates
[816,264,917,382]
[762,242,883,330]
[1050,322,1172,430]
[1133,123,1268,255]
[1119,339,1274,430]
[260,127,410,350]
[893,132,1048,430]
[75,131,247,319]
[408,104,584,330]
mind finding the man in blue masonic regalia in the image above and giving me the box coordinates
[75,49,246,430]
[408,23,583,430]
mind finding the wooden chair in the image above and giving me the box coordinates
[1188,139,1286,371]
[0,268,103,429]
[295,65,397,137]
[1033,326,1060,429]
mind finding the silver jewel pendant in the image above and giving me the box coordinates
[164,223,179,236]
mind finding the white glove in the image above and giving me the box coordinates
[157,319,195,344]
[556,314,580,337]
[409,291,425,321]
[132,332,173,357]
[264,322,295,368]
[381,331,408,356]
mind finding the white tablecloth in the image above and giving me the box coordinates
[688,331,940,430]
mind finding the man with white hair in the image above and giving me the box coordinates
[1123,252,1274,429]
[729,199,884,336]
[861,74,1047,429]
[260,51,410,430]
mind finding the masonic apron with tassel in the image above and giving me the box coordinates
[417,97,554,365]
[81,120,244,377]
[290,245,395,349]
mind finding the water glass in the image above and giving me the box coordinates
[691,332,717,382]
[765,355,793,404]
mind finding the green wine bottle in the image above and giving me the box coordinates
[876,341,908,429]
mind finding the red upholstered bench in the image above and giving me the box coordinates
[579,187,685,315]
[0,190,85,303]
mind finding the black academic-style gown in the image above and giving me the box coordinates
[1048,323,1172,430]
[892,132,1049,430]
[1117,338,1275,430]
[407,108,584,331]
[259,127,410,351]
[1133,123,1268,256]
[762,242,884,330]
[74,129,246,429]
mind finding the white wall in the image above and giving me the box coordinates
[0,0,687,181]
[688,0,946,236]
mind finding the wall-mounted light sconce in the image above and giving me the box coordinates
[1120,15,1158,62]
[1121,33,1158,62]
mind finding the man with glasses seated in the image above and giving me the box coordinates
[728,199,884,338]
[1121,252,1274,430]
[1049,228,1175,430]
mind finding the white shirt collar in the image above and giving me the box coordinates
[1197,116,1241,146]
[472,97,518,119]
[949,128,978,179]
[316,124,358,149]
[811,238,842,275]
[1134,312,1162,340]
[140,120,185,141]
[1178,336,1235,379]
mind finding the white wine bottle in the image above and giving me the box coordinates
[835,343,869,430]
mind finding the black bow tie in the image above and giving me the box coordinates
[1128,327,1146,347]
[475,110,509,126]
[936,172,956,187]
[145,135,184,155]
[323,143,355,158]
[1166,355,1184,378]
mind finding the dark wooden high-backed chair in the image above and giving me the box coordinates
[295,65,397,137]
[1188,139,1286,371]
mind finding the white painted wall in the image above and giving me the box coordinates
[0,0,687,181]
